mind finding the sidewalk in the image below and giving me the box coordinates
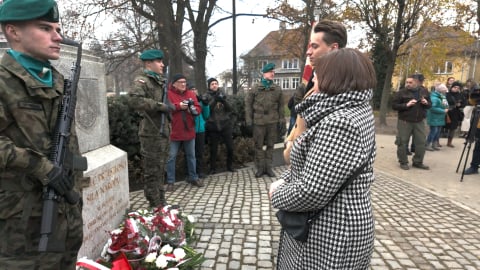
[129,133,480,269]
[375,133,480,214]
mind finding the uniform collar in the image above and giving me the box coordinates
[7,49,53,87]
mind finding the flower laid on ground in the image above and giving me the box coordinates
[76,205,204,270]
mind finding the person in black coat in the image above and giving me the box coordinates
[205,78,235,174]
[445,81,466,147]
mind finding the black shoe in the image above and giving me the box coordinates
[412,163,429,170]
[400,164,410,170]
[209,168,217,175]
[255,171,264,178]
[265,168,276,177]
[464,167,479,175]
[166,183,175,192]
[227,167,236,172]
[191,179,204,187]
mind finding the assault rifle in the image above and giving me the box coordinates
[38,37,88,252]
[159,66,170,137]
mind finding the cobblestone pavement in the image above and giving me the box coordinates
[129,166,480,270]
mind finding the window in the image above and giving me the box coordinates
[433,61,453,74]
[258,60,268,70]
[282,58,300,69]
[292,77,300,89]
[282,78,290,89]
[274,78,281,86]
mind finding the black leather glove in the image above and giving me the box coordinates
[46,166,74,196]
[199,94,210,104]
[156,102,175,113]
[245,124,253,136]
[216,92,226,102]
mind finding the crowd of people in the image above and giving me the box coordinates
[0,0,411,266]
[392,73,480,172]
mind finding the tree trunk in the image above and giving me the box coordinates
[379,57,396,126]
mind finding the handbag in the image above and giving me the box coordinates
[276,144,375,242]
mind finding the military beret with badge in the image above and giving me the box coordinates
[0,0,59,23]
[140,49,164,61]
[262,63,275,73]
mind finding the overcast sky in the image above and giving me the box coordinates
[205,1,285,77]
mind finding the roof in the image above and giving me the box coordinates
[241,28,306,59]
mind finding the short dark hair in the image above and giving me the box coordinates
[314,48,376,95]
[313,20,347,48]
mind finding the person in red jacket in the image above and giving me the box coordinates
[166,74,204,190]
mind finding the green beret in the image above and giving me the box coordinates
[262,63,275,73]
[140,49,164,61]
[0,0,59,23]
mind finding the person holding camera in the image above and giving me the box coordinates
[245,63,285,178]
[166,74,203,190]
[462,84,480,175]
[204,78,236,174]
[190,84,210,178]
[392,74,431,170]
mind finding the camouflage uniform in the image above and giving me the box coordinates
[245,82,284,175]
[0,53,83,269]
[128,71,170,207]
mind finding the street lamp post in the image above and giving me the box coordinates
[232,0,237,95]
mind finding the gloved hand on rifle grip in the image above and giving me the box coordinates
[46,166,74,196]
[156,102,174,113]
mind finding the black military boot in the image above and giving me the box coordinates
[265,167,276,177]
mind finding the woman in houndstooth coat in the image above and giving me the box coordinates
[270,48,377,270]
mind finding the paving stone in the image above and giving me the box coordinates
[127,168,480,269]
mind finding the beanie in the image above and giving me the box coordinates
[207,78,218,88]
[451,81,463,89]
[172,73,186,84]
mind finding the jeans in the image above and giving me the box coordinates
[426,126,442,144]
[166,139,197,183]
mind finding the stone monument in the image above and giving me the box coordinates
[0,38,130,259]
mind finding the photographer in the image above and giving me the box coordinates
[205,78,236,174]
[445,81,466,147]
[166,74,203,190]
[463,84,480,175]
[392,74,431,170]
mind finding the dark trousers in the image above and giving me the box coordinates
[208,124,234,170]
[195,132,206,176]
[470,129,480,168]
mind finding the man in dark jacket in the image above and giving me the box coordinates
[392,75,432,170]
[205,78,236,174]
[245,63,285,177]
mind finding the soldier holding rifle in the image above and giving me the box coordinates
[0,0,84,268]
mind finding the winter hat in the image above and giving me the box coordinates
[451,81,463,89]
[207,78,218,88]
[171,73,186,84]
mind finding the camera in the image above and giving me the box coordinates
[183,98,199,116]
[216,92,226,101]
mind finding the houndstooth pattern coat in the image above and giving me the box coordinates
[272,90,376,270]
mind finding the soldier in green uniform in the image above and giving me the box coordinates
[245,63,285,178]
[128,49,172,207]
[0,0,84,268]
